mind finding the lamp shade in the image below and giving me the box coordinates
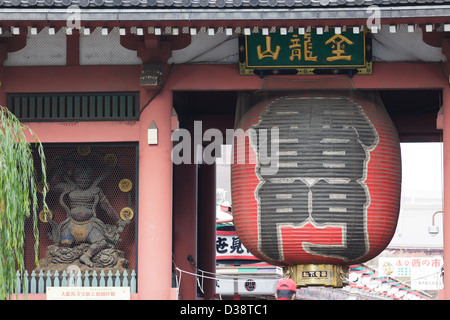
[231,94,401,268]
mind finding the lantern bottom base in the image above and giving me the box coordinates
[284,264,349,288]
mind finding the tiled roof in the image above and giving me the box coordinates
[0,0,448,24]
[0,0,449,7]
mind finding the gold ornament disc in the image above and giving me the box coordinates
[37,181,49,194]
[120,207,134,221]
[77,146,91,156]
[39,209,53,223]
[119,178,133,192]
[104,153,118,167]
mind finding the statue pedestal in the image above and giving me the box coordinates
[35,244,130,277]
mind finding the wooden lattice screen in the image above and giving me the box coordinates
[8,92,139,121]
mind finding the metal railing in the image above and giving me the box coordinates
[14,269,137,294]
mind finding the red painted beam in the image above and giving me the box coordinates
[2,65,141,93]
[165,63,448,91]
[2,63,447,95]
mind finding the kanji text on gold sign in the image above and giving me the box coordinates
[240,28,371,75]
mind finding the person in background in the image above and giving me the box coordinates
[275,278,297,300]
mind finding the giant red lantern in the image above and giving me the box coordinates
[231,93,401,287]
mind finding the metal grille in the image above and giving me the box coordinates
[8,92,139,122]
[26,144,137,278]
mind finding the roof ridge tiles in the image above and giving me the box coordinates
[0,0,444,7]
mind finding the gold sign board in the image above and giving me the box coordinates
[239,28,372,76]
[285,264,349,288]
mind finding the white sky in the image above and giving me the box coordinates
[389,142,443,248]
[401,142,443,193]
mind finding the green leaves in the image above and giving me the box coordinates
[0,107,47,300]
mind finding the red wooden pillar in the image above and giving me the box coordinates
[137,87,174,299]
[198,163,217,300]
[0,44,7,107]
[173,121,198,299]
[0,67,6,107]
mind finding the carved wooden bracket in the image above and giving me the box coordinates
[120,32,191,87]
[0,32,27,65]
[421,26,450,84]
[441,38,450,84]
